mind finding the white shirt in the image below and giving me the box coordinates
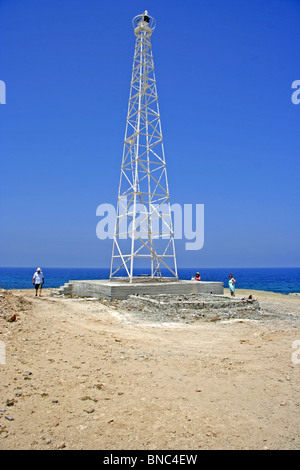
[33,272,43,284]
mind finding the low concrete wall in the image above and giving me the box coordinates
[57,279,224,300]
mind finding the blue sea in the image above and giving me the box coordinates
[0,267,299,294]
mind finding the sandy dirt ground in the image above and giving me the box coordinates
[0,287,299,450]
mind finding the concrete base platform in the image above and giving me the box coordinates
[55,279,224,300]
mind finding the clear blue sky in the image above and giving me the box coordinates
[0,0,299,269]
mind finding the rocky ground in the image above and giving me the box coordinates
[0,287,299,450]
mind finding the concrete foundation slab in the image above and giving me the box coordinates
[54,279,224,300]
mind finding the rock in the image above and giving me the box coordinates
[5,415,14,421]
[6,399,15,407]
[78,425,88,431]
[5,313,16,322]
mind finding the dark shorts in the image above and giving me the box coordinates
[35,283,42,290]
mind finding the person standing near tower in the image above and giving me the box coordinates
[228,273,236,296]
[32,267,44,297]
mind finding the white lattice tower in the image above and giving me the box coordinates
[110,11,178,282]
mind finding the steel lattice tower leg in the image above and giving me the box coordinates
[110,12,178,282]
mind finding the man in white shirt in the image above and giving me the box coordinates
[32,268,44,296]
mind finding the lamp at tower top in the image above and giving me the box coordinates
[132,10,156,35]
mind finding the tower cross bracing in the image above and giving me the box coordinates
[110,12,178,282]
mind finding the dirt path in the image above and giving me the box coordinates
[0,288,299,450]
